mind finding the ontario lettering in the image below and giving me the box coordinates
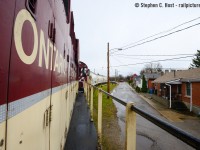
[14,9,67,74]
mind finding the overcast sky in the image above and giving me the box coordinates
[72,0,200,76]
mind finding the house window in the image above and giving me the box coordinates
[186,83,191,96]
[177,85,181,94]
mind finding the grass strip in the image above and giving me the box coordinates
[93,83,124,150]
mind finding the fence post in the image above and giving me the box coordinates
[84,82,87,97]
[88,85,90,105]
[87,84,89,104]
[125,102,136,150]
[90,86,94,121]
[98,89,102,144]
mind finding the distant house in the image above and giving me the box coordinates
[135,75,142,88]
[153,68,200,114]
[131,74,138,87]
[135,73,161,90]
[144,73,161,90]
[130,74,137,81]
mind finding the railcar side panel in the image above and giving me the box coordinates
[8,2,53,103]
[0,1,16,150]
[49,1,69,148]
[6,0,54,149]
[0,0,78,149]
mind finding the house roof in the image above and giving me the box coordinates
[135,75,141,81]
[153,68,200,83]
[144,73,161,79]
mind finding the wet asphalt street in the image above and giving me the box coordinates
[111,82,195,150]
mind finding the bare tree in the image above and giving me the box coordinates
[140,62,163,75]
[144,63,154,73]
[153,62,162,72]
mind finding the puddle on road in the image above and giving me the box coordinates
[137,132,161,150]
[112,84,161,150]
[117,113,160,150]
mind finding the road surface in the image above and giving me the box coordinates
[111,82,195,150]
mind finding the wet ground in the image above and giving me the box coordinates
[65,93,97,150]
[112,82,199,150]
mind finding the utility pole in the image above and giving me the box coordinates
[107,42,110,96]
[115,69,116,82]
[107,44,122,97]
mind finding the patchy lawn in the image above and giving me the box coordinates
[93,83,124,150]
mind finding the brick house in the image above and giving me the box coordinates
[144,73,161,90]
[153,68,200,114]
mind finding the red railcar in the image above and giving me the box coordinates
[78,61,90,92]
[0,0,79,149]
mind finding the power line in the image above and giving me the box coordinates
[121,16,200,49]
[112,55,192,61]
[165,60,191,62]
[111,56,124,64]
[113,56,153,60]
[111,55,194,68]
[112,56,192,61]
[111,53,194,57]
[121,22,200,51]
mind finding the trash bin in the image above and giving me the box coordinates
[149,88,153,94]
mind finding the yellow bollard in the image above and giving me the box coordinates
[125,102,136,150]
[88,85,90,105]
[86,84,88,100]
[90,87,94,121]
[98,89,102,144]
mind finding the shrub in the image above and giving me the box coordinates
[135,86,141,93]
[141,75,147,93]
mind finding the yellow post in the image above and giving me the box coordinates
[84,82,87,96]
[88,85,90,105]
[87,84,89,103]
[90,86,94,121]
[125,102,136,150]
[107,42,110,96]
[98,89,102,144]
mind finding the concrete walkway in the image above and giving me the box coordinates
[139,94,197,122]
[65,93,98,150]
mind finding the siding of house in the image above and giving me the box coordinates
[192,82,200,107]
[182,82,200,107]
[156,83,161,96]
[137,78,142,88]
[148,79,154,89]
[171,85,177,95]
[155,83,181,100]
[182,83,190,103]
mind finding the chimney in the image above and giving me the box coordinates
[173,70,176,78]
[165,70,169,74]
